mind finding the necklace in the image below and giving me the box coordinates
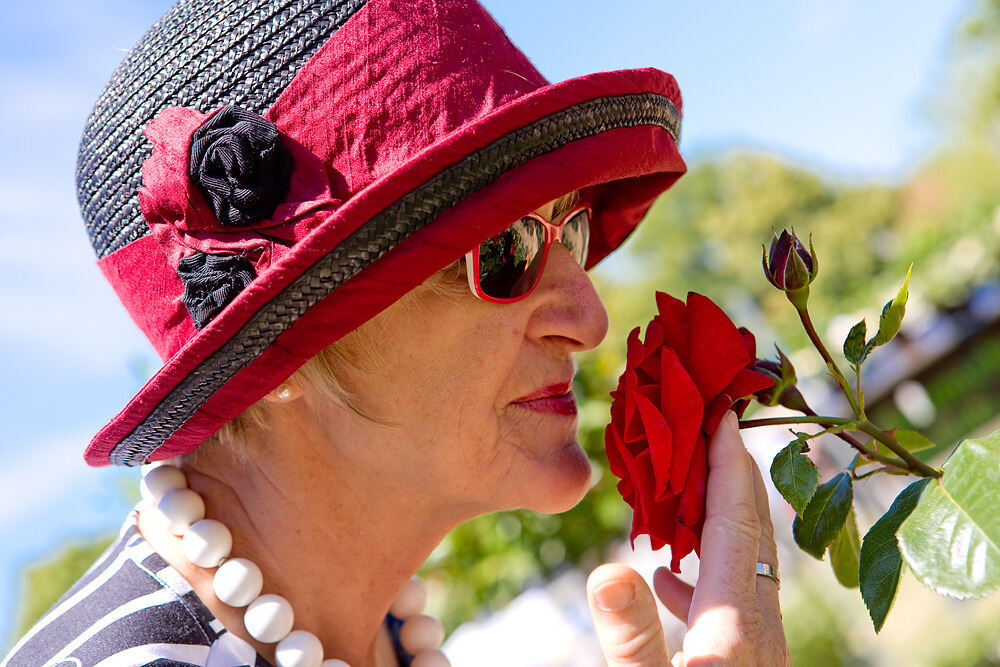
[140,463,451,667]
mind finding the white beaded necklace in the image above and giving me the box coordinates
[140,463,451,667]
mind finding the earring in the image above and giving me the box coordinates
[274,384,294,401]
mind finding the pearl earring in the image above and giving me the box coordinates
[275,385,294,401]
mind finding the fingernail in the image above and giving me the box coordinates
[593,580,636,612]
[725,410,739,431]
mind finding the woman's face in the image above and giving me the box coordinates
[306,198,609,517]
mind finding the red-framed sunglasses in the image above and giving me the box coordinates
[465,205,591,303]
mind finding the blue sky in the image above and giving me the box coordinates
[0,0,972,647]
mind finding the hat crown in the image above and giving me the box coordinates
[77,0,546,261]
[75,0,368,260]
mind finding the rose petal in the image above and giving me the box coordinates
[655,292,689,363]
[671,442,707,571]
[633,393,673,500]
[677,441,707,530]
[623,372,647,445]
[723,367,775,407]
[737,326,757,361]
[685,292,751,402]
[625,327,644,370]
[643,491,680,549]
[644,317,665,356]
[604,424,628,480]
[660,348,704,496]
[624,450,656,547]
[703,394,734,437]
[670,523,699,573]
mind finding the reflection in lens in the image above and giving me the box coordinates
[478,217,545,299]
[560,210,590,267]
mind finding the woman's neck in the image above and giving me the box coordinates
[136,445,460,667]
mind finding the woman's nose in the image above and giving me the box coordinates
[523,243,610,352]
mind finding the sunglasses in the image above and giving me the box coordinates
[465,205,591,303]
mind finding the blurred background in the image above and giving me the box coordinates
[3,0,1000,664]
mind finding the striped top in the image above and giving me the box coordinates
[3,513,411,666]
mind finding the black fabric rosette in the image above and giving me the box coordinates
[177,252,257,329]
[188,105,295,227]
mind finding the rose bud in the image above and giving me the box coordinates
[763,230,818,308]
[751,346,810,414]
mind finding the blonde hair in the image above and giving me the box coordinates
[189,191,581,463]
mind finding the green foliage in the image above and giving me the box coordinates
[868,329,1000,451]
[844,319,871,365]
[793,473,853,559]
[13,536,114,640]
[770,439,819,515]
[893,429,936,455]
[829,508,861,589]
[871,266,911,348]
[859,478,932,632]
[899,430,1000,599]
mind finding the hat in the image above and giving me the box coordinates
[79,0,686,466]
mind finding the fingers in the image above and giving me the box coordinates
[652,566,693,623]
[587,564,670,666]
[749,456,782,619]
[695,411,761,608]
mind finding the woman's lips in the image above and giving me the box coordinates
[512,383,578,416]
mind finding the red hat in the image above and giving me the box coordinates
[79,0,686,466]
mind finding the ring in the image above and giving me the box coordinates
[756,562,780,588]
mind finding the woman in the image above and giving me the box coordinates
[4,0,788,665]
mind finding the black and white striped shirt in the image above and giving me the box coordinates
[3,513,273,666]
[3,513,412,667]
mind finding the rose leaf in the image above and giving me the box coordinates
[843,319,872,365]
[893,429,936,454]
[769,440,818,515]
[859,477,932,632]
[792,472,853,559]
[871,265,912,348]
[899,429,1000,599]
[828,507,861,588]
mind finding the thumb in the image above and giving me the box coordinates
[587,564,670,666]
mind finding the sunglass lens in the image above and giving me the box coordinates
[477,216,547,299]
[560,209,590,267]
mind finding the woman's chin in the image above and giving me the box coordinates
[521,440,593,514]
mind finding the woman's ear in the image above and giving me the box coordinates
[263,381,304,403]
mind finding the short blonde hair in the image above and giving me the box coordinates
[190,191,582,463]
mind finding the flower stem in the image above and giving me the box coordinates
[795,307,860,415]
[740,416,854,428]
[739,415,896,466]
[856,420,942,479]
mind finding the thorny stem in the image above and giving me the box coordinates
[795,306,860,415]
[854,362,866,419]
[856,420,942,479]
[739,415,854,428]
[853,465,912,480]
[738,415,903,468]
[800,405,868,456]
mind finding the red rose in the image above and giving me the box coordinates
[604,292,774,572]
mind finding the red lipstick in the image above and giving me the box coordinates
[512,382,577,416]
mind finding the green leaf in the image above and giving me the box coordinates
[793,472,853,559]
[859,477,932,632]
[872,265,912,347]
[770,440,819,515]
[899,430,1000,599]
[843,319,869,364]
[828,507,860,588]
[893,429,935,454]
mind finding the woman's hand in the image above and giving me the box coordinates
[587,411,790,666]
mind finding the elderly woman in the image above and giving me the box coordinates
[5,0,788,665]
